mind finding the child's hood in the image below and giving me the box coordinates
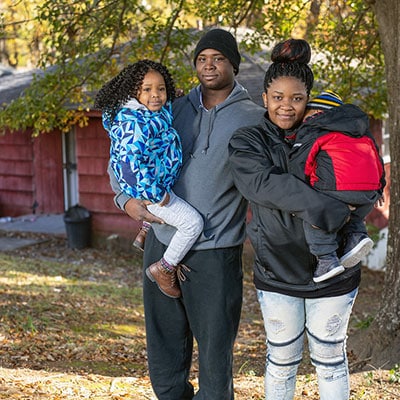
[305,103,369,137]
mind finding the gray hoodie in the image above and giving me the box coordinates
[156,82,264,249]
[112,82,264,250]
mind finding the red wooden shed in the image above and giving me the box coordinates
[0,60,390,247]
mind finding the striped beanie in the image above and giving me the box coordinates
[307,90,343,110]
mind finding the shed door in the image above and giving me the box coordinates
[33,132,64,213]
[62,128,79,210]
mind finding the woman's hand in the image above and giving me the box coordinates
[375,194,385,208]
[124,198,164,224]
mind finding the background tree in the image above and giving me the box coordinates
[350,0,400,367]
[0,0,398,368]
[0,0,40,68]
[0,0,384,133]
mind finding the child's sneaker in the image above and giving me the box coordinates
[313,253,345,283]
[340,233,374,268]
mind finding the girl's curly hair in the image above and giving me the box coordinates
[263,39,314,95]
[94,59,176,120]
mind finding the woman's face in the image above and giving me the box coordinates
[137,70,167,112]
[262,76,309,130]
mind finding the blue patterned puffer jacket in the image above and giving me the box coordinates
[104,99,183,203]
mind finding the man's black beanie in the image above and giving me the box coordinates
[193,29,241,75]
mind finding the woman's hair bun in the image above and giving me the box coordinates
[271,38,311,64]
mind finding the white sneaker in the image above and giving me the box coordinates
[313,254,345,283]
[340,234,374,268]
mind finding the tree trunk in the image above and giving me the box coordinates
[351,0,400,368]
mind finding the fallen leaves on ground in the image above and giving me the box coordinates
[0,232,399,399]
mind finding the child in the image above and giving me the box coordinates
[289,90,385,282]
[94,60,203,298]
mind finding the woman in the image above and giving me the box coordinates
[228,39,358,400]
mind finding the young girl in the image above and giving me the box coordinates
[94,60,203,299]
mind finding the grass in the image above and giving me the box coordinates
[0,242,399,399]
[0,253,146,377]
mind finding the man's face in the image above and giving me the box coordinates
[195,49,235,90]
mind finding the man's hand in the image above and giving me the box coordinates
[124,198,165,224]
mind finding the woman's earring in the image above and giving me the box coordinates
[262,92,268,109]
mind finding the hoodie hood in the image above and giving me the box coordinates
[175,81,256,157]
[184,81,254,113]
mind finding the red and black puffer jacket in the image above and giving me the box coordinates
[289,104,385,193]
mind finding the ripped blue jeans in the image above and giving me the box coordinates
[257,288,358,400]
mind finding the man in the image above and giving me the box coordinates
[109,29,264,399]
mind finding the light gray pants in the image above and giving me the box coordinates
[147,191,203,266]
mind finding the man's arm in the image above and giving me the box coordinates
[108,163,164,224]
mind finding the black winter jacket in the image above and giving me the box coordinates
[228,115,360,297]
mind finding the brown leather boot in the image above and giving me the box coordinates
[133,222,151,251]
[146,260,181,298]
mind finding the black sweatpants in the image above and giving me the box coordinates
[142,229,243,400]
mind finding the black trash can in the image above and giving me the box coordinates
[64,205,91,249]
